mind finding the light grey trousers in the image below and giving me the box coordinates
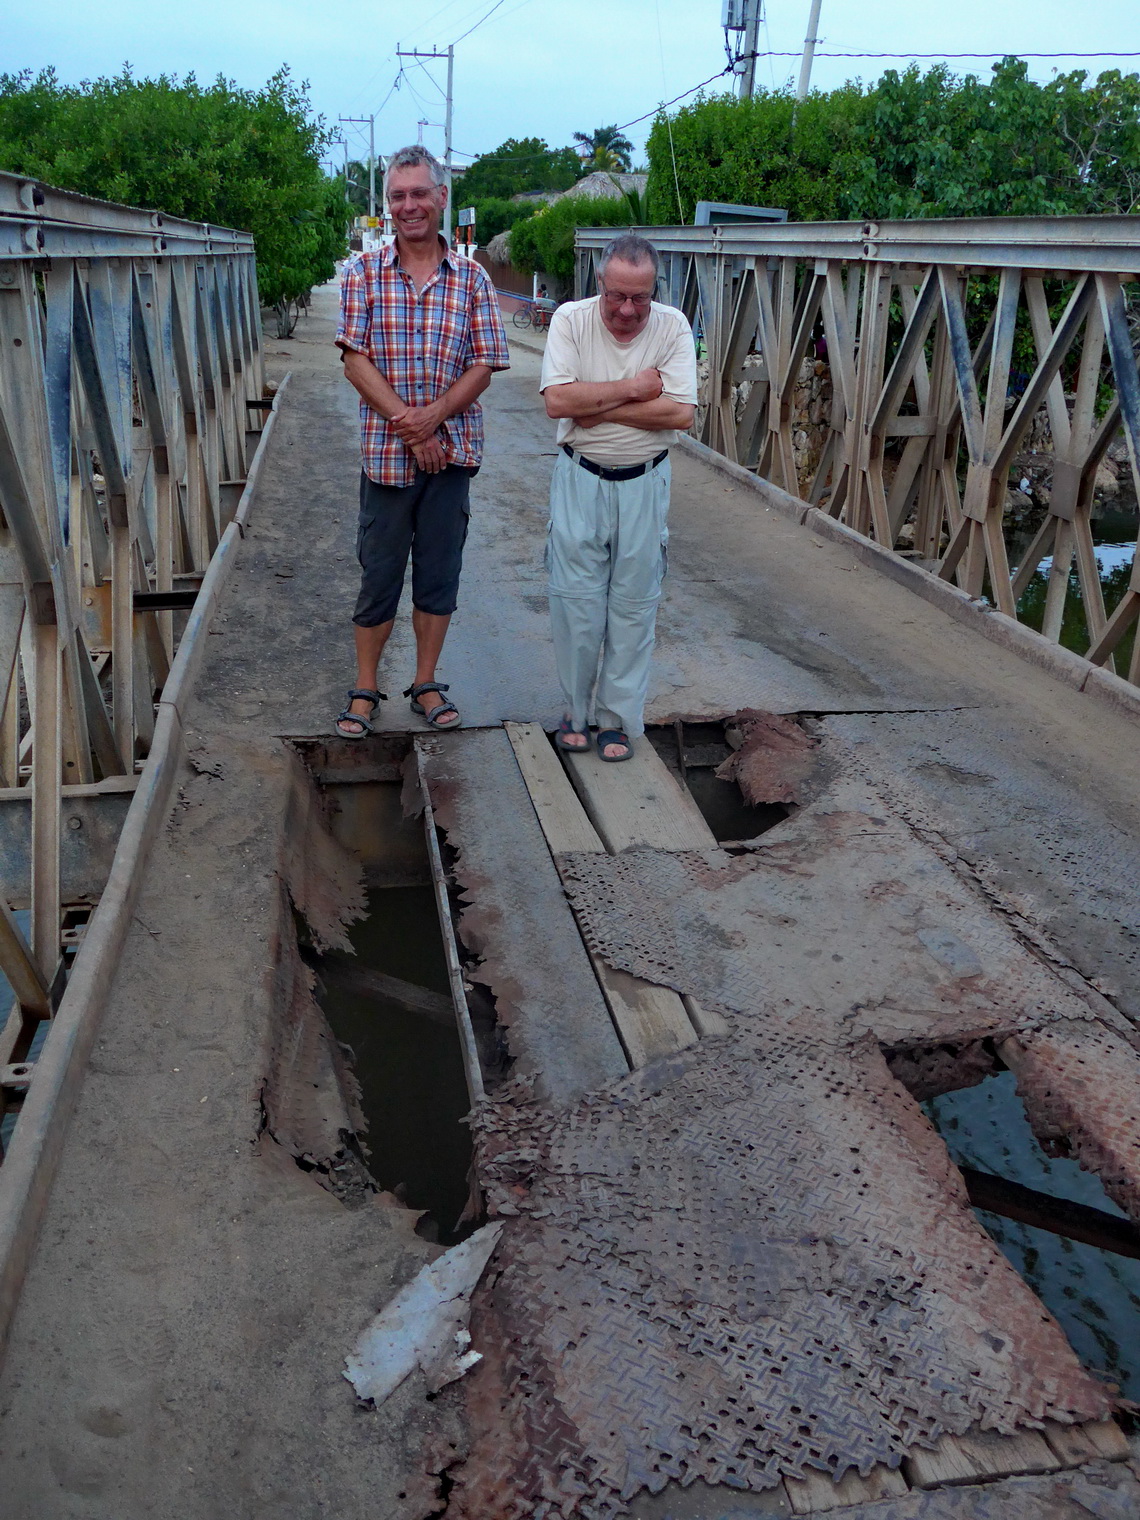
[546,448,670,738]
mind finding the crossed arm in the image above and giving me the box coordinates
[543,367,694,432]
[340,348,493,472]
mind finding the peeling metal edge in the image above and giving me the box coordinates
[415,742,486,1107]
[676,432,1140,724]
[0,375,293,1369]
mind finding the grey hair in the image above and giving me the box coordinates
[597,234,660,280]
[385,144,446,188]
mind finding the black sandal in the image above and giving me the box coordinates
[335,687,385,739]
[596,728,633,762]
[403,681,461,729]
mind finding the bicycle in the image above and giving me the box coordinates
[512,305,533,330]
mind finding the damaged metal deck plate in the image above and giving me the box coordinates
[419,729,627,1106]
[445,747,1136,1517]
[555,769,1113,1049]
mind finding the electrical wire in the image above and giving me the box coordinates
[759,49,1140,59]
[410,59,447,99]
[452,0,510,45]
[655,0,686,223]
[441,41,1140,171]
[397,0,473,50]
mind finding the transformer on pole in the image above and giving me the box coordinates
[722,0,763,100]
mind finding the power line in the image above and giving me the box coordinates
[397,0,471,51]
[613,49,1140,133]
[764,49,1140,60]
[452,0,509,45]
[616,64,737,130]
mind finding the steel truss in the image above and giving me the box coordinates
[0,172,263,1139]
[577,218,1140,686]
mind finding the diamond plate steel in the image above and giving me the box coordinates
[452,1029,1112,1517]
[555,773,1102,1049]
[442,752,1136,1517]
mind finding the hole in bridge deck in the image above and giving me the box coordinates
[926,1069,1140,1402]
[645,721,791,844]
[294,744,481,1246]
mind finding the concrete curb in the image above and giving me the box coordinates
[0,375,292,1363]
[507,331,546,359]
[160,373,291,721]
[676,433,1139,719]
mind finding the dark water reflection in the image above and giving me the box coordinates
[928,1072,1140,1401]
[316,885,474,1242]
[1010,507,1138,667]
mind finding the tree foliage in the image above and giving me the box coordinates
[573,124,634,172]
[459,137,581,201]
[463,196,535,245]
[509,194,636,283]
[0,66,347,305]
[646,59,1140,223]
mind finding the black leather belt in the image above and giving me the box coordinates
[562,443,668,481]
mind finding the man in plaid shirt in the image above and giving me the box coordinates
[334,144,509,735]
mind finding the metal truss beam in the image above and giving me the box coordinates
[0,172,264,1145]
[577,216,1140,690]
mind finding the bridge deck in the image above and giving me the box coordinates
[0,285,1138,1518]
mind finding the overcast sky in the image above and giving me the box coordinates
[6,0,1139,173]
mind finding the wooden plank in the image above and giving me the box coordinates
[1043,1421,1100,1467]
[682,993,730,1039]
[784,1463,908,1513]
[563,736,717,853]
[905,1429,1059,1490]
[505,722,698,1066]
[504,721,602,854]
[596,963,696,1068]
[1082,1418,1131,1461]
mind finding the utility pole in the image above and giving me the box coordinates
[369,113,376,220]
[444,44,454,245]
[397,47,455,244]
[722,0,762,101]
[339,113,376,218]
[796,0,823,100]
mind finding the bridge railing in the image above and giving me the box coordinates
[0,172,263,1130]
[576,218,1140,688]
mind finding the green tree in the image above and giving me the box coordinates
[644,60,1140,225]
[341,158,374,215]
[645,85,869,224]
[462,196,535,245]
[460,137,581,200]
[509,193,636,283]
[0,66,347,307]
[573,124,634,171]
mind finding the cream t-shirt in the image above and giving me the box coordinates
[539,297,698,467]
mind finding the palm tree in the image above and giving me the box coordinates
[573,124,634,173]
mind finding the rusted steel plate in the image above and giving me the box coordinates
[443,755,1135,1517]
[451,1034,1110,1517]
[556,772,1101,1050]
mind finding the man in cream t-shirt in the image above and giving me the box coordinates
[539,234,697,760]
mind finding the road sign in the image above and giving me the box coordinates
[458,207,476,227]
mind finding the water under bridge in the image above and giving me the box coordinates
[0,178,1139,1518]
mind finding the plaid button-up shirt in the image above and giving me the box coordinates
[336,241,510,486]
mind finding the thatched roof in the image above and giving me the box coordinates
[485,229,513,263]
[560,172,648,201]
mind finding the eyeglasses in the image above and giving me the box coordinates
[598,279,656,310]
